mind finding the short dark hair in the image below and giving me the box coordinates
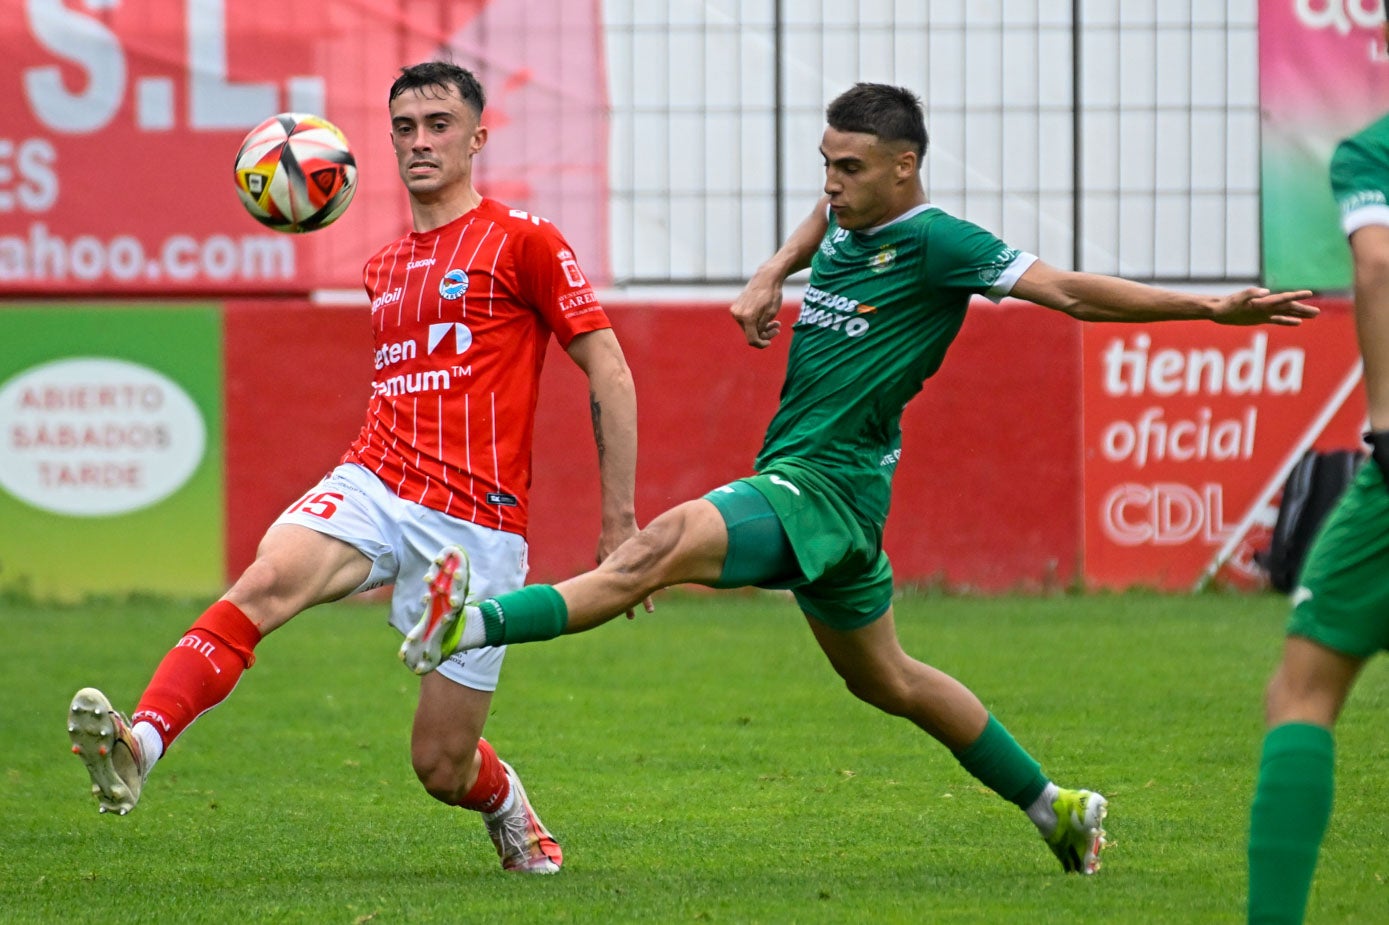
[389,61,486,114]
[825,83,928,160]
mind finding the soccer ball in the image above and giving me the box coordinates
[233,113,357,233]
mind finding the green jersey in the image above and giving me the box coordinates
[1331,112,1389,232]
[754,204,1031,532]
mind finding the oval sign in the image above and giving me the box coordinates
[0,357,207,517]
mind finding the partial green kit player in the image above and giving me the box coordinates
[401,82,1317,875]
[1247,80,1389,925]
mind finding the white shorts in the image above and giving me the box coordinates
[272,463,528,691]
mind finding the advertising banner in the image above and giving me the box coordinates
[1260,0,1389,291]
[1081,307,1365,590]
[0,305,224,599]
[0,0,609,296]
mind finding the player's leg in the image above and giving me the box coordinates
[804,608,1107,875]
[400,498,728,672]
[395,510,562,871]
[69,467,388,814]
[805,606,988,743]
[558,498,730,623]
[1247,638,1363,924]
[69,525,372,814]
[1247,451,1389,922]
[412,671,561,873]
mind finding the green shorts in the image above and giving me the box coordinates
[1286,460,1389,658]
[703,471,893,631]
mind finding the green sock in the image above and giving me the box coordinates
[1248,722,1335,925]
[477,585,568,646]
[953,715,1049,808]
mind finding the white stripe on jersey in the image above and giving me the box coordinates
[490,390,502,529]
[484,232,506,317]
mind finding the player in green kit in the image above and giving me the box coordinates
[399,83,1317,875]
[1246,104,1389,923]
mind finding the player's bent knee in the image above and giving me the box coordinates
[832,654,926,717]
[836,667,908,715]
[412,748,471,804]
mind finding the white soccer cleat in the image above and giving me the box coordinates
[1045,788,1109,875]
[484,762,563,874]
[68,687,150,816]
[400,545,472,675]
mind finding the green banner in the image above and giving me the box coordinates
[0,305,224,600]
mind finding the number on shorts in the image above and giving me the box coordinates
[290,491,343,519]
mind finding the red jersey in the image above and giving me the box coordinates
[342,198,610,536]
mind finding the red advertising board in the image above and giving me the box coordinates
[1081,303,1365,590]
[0,0,608,295]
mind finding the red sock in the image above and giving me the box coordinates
[457,738,511,813]
[132,600,262,750]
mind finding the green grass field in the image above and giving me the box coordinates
[3,589,1386,923]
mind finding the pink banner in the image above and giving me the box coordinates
[1260,0,1389,289]
[0,0,608,295]
[1261,0,1389,122]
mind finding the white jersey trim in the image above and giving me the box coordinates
[860,203,935,235]
[1343,203,1389,236]
[985,251,1038,302]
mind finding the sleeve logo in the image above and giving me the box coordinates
[978,247,1020,287]
[557,249,587,287]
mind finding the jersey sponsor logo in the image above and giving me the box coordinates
[803,284,861,312]
[978,247,1020,287]
[371,286,403,312]
[879,448,902,467]
[557,248,587,287]
[868,246,897,272]
[405,257,436,270]
[486,491,519,506]
[375,338,417,370]
[428,322,473,356]
[799,284,873,337]
[439,268,469,300]
[372,368,452,397]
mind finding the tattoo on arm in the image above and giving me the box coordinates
[590,392,605,461]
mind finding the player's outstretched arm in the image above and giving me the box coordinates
[1010,260,1318,327]
[731,196,831,347]
[565,328,654,615]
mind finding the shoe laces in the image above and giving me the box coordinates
[486,801,539,863]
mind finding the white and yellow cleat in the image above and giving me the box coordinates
[400,545,472,675]
[67,687,150,816]
[1045,788,1108,875]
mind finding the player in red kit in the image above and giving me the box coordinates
[65,61,643,874]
